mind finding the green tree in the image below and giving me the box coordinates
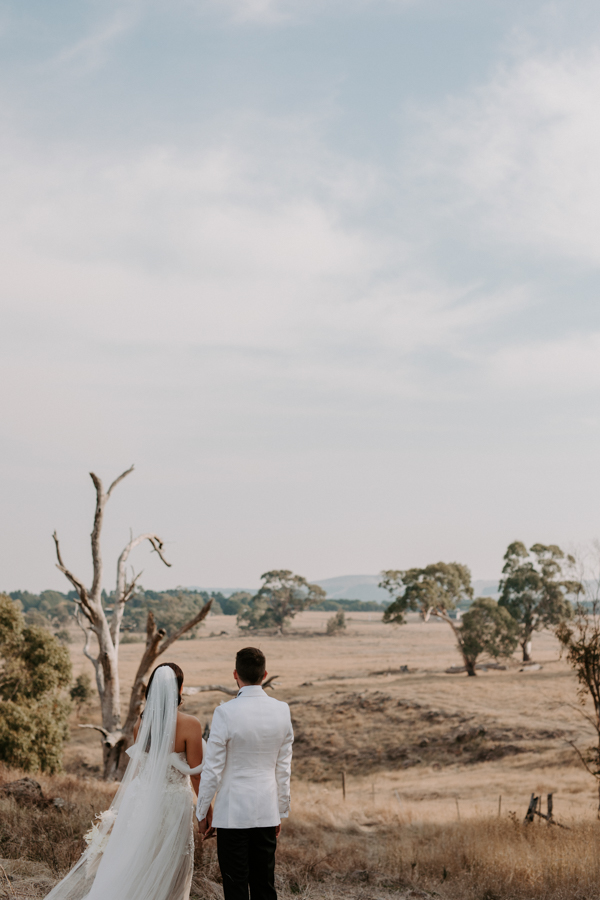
[556,602,600,816]
[221,592,253,616]
[238,570,326,632]
[381,562,473,624]
[381,562,483,674]
[0,594,72,773]
[499,542,580,662]
[458,597,519,676]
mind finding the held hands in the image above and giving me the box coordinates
[198,805,215,841]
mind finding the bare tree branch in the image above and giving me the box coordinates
[52,531,93,621]
[147,536,172,568]
[74,609,98,664]
[107,464,135,498]
[566,739,597,778]
[157,600,213,656]
[111,532,171,644]
[78,723,109,739]
[183,673,280,699]
[184,685,238,697]
[564,700,599,732]
[88,473,105,604]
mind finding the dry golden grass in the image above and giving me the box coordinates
[64,612,600,820]
[4,612,600,899]
[4,771,600,900]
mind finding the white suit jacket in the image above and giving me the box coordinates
[196,684,294,829]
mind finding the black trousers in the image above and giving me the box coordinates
[217,827,277,900]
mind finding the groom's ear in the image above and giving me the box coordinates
[262,670,268,682]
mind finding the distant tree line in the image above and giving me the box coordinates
[6,585,387,638]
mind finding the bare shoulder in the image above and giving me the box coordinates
[177,711,203,735]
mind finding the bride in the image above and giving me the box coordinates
[45,662,209,900]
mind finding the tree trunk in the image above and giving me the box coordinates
[54,467,173,779]
[116,602,213,777]
[433,609,477,676]
[522,638,532,662]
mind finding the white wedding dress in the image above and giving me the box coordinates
[44,667,203,900]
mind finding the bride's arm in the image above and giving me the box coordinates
[183,716,204,796]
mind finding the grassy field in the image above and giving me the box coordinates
[3,610,600,900]
[67,610,600,822]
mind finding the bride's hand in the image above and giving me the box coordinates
[205,805,215,839]
[199,806,215,841]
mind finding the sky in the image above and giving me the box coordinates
[3,0,600,592]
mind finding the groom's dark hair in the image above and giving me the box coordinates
[236,647,266,684]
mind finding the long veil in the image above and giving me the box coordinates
[45,665,197,900]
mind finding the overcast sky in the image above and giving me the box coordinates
[2,0,600,592]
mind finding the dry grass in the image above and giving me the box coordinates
[2,761,600,900]
[277,816,600,900]
[0,763,116,875]
[4,614,600,899]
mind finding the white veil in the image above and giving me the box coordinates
[45,665,198,900]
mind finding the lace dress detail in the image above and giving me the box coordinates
[167,753,195,790]
[45,751,198,900]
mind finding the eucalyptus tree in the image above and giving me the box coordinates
[498,542,581,662]
[459,597,519,675]
[238,570,326,632]
[380,562,518,675]
[380,562,474,667]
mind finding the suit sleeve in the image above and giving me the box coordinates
[196,706,228,821]
[275,707,294,818]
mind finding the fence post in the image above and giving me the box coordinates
[342,770,346,801]
[524,793,538,824]
[498,795,502,818]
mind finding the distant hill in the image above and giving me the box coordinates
[313,574,389,602]
[188,575,501,604]
[473,579,500,598]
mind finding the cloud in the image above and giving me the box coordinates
[489,331,600,391]
[0,104,506,373]
[418,43,600,264]
[205,0,419,24]
[50,6,140,72]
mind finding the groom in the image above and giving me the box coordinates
[197,647,294,900]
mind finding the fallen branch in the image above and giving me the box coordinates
[182,675,280,698]
[183,685,237,697]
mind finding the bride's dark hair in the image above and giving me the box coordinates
[145,662,184,706]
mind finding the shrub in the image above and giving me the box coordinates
[326,609,346,635]
[69,673,93,710]
[0,594,72,773]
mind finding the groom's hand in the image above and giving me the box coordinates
[275,824,281,838]
[198,806,215,841]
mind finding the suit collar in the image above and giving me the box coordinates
[236,684,265,698]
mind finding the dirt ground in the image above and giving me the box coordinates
[64,610,600,825]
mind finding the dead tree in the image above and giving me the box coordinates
[53,466,210,780]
